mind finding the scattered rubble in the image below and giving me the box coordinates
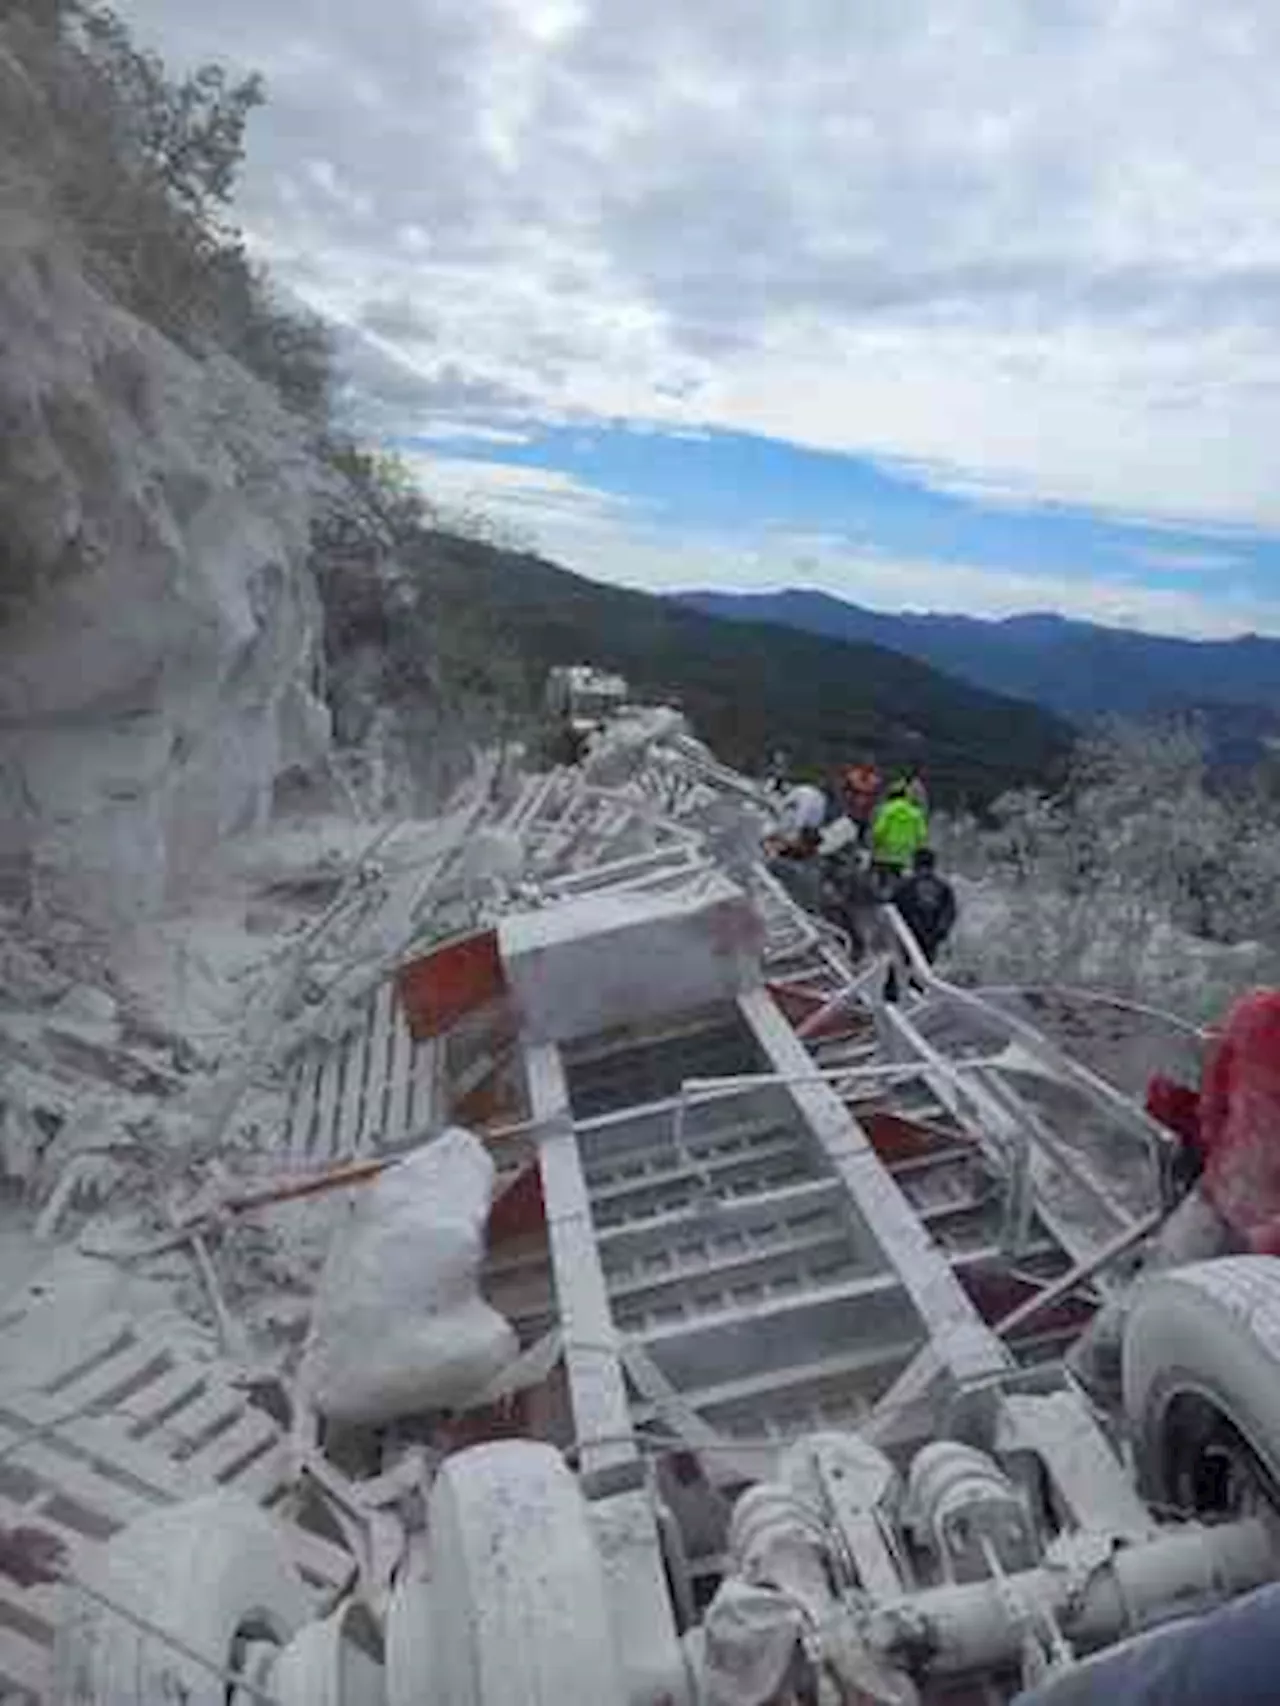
[1,713,1276,1703]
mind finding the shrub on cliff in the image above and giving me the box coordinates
[2,0,332,418]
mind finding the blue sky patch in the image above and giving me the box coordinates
[400,422,1280,624]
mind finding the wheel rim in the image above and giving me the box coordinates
[229,1632,288,1706]
[1157,1386,1280,1523]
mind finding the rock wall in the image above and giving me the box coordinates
[0,212,330,925]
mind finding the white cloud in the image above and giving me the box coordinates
[402,453,633,542]
[404,450,1280,638]
[409,423,534,446]
[114,0,1280,546]
[1127,545,1244,575]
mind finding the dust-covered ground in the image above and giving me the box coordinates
[946,873,1268,1028]
[0,780,502,1368]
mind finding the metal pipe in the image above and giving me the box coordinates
[866,1518,1275,1679]
[682,1063,967,1093]
[993,1207,1165,1339]
[986,1066,1133,1228]
[883,909,1174,1177]
[968,984,1207,1042]
[796,958,891,1038]
[542,846,704,897]
[881,908,1177,1222]
[669,1056,1011,1128]
[653,1497,698,1633]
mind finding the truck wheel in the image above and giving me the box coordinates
[51,1491,310,1706]
[272,1599,386,1706]
[1123,1256,1280,1517]
[386,1441,627,1706]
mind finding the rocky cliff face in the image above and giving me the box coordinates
[0,202,330,926]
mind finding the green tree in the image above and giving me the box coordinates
[73,7,263,220]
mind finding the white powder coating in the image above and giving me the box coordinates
[272,1602,386,1706]
[499,873,765,1045]
[387,1440,627,1706]
[50,1491,309,1706]
[948,875,1270,1024]
[304,1127,518,1426]
[775,784,827,839]
[581,706,688,789]
[0,149,329,929]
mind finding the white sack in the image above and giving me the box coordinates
[306,1127,517,1427]
[701,1582,807,1706]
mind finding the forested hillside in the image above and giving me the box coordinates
[0,0,1068,867]
[397,531,1072,806]
[680,589,1280,729]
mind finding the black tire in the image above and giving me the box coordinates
[1123,1256,1280,1511]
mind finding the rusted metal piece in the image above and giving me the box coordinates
[486,1161,546,1249]
[396,929,506,1041]
[861,1108,975,1167]
[957,1263,1095,1343]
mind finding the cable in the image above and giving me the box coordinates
[971,983,1208,1039]
[565,1426,810,1458]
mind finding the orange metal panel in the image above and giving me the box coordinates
[396,930,506,1040]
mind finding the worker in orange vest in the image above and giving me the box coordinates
[841,761,881,845]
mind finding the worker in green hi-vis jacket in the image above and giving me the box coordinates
[870,777,928,893]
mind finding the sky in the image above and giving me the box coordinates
[116,0,1280,638]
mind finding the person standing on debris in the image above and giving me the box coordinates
[818,832,876,956]
[774,778,829,847]
[764,824,824,913]
[763,749,791,796]
[1069,987,1280,1404]
[870,778,928,890]
[893,847,956,965]
[762,777,828,912]
[841,761,882,845]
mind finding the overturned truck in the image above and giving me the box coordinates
[26,719,1280,1705]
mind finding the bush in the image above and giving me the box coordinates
[4,2,331,418]
[943,722,1280,1018]
[3,3,530,781]
[310,443,535,811]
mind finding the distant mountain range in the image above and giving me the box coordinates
[676,591,1280,738]
[409,533,1072,805]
